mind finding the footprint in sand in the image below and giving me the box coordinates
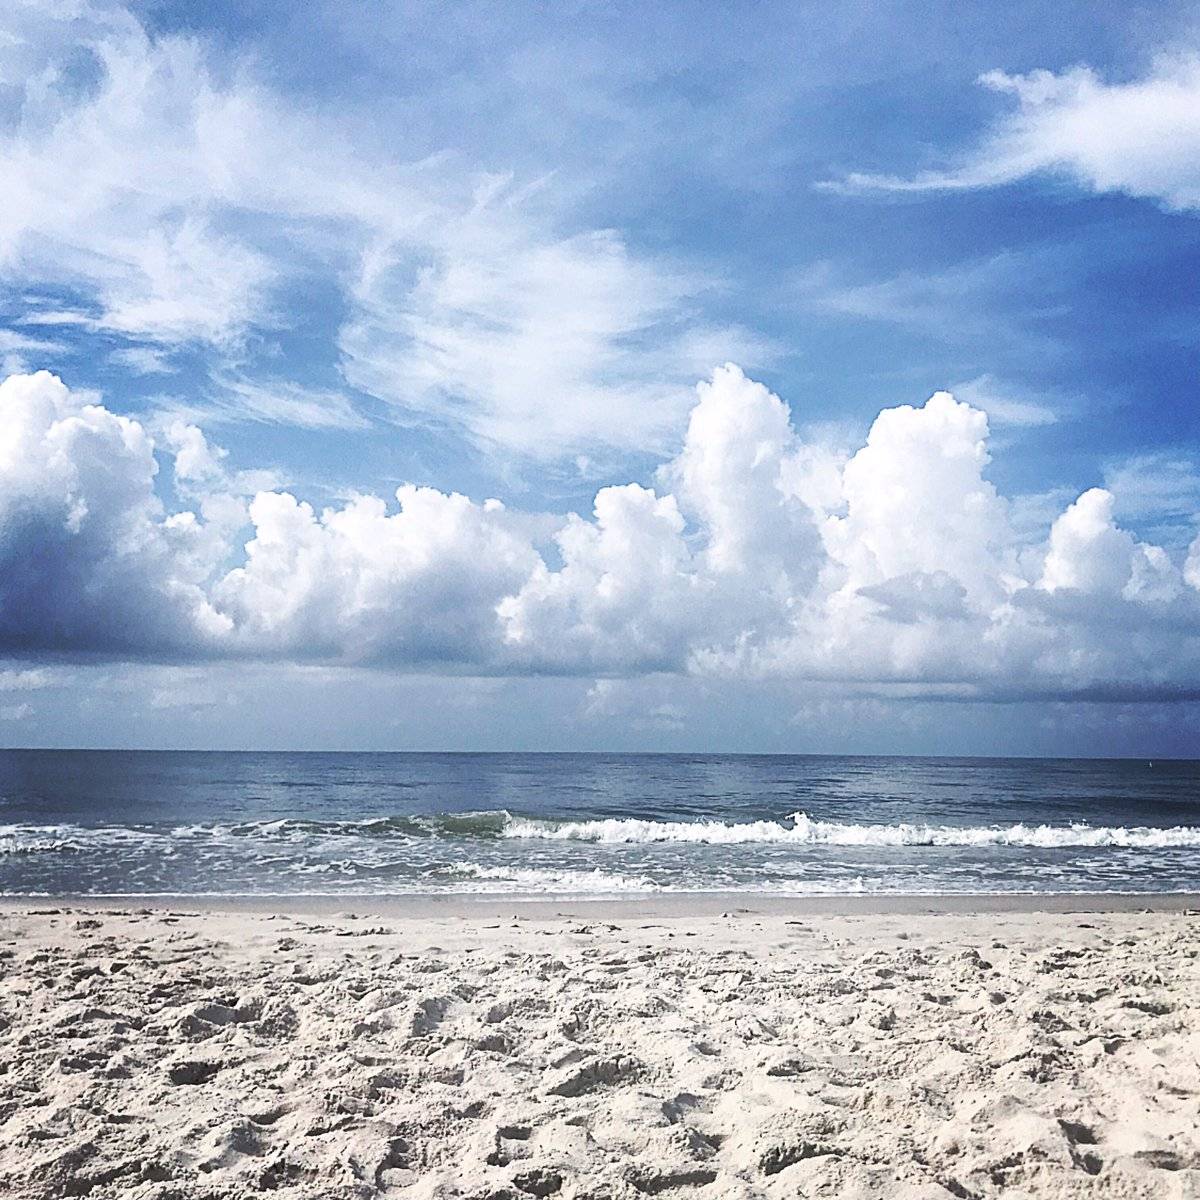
[167,1059,221,1085]
[546,1055,643,1098]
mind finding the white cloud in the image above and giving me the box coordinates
[197,375,371,432]
[500,365,831,670]
[0,6,756,458]
[793,254,1066,359]
[5,367,1200,701]
[827,391,1013,606]
[147,668,224,711]
[583,679,688,731]
[1104,453,1200,524]
[155,418,282,546]
[108,345,175,375]
[0,328,63,355]
[0,23,276,346]
[951,375,1059,428]
[339,214,756,458]
[499,483,705,673]
[160,420,227,485]
[17,310,97,329]
[832,57,1200,211]
[214,487,540,665]
[1038,488,1140,596]
[0,371,231,656]
[0,668,52,692]
[1036,487,1183,605]
[1185,533,1200,591]
[666,365,822,585]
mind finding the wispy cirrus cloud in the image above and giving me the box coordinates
[826,56,1200,211]
[107,345,175,376]
[792,253,1070,360]
[186,374,372,433]
[0,5,761,459]
[950,375,1060,429]
[1103,452,1200,550]
[0,328,64,355]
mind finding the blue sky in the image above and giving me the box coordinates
[3,0,1200,753]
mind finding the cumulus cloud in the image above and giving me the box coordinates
[4,367,1200,700]
[499,483,704,673]
[667,366,823,592]
[500,365,830,671]
[832,57,1200,211]
[215,487,539,665]
[827,391,1013,606]
[0,372,230,657]
[1039,488,1142,597]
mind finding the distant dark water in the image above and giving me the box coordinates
[1,751,1198,896]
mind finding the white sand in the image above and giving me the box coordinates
[1,903,1197,1199]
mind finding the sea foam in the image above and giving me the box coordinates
[500,811,1200,848]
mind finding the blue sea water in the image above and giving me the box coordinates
[0,751,1198,897]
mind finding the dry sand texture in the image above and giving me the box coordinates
[0,906,1198,1199]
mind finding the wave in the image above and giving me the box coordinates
[433,863,660,893]
[0,833,81,856]
[4,811,1200,854]
[211,812,514,840]
[500,811,1200,849]
[0,813,513,852]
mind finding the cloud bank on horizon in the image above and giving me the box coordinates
[5,365,1200,702]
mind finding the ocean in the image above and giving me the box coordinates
[1,750,1198,898]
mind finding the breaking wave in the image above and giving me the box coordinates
[0,832,81,856]
[4,811,1200,853]
[433,863,660,893]
[500,811,1200,848]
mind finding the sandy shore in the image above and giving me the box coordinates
[1,902,1197,1199]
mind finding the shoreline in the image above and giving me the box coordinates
[2,888,1198,918]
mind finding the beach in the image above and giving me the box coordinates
[1,899,1197,1199]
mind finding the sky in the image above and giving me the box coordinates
[3,0,1200,754]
